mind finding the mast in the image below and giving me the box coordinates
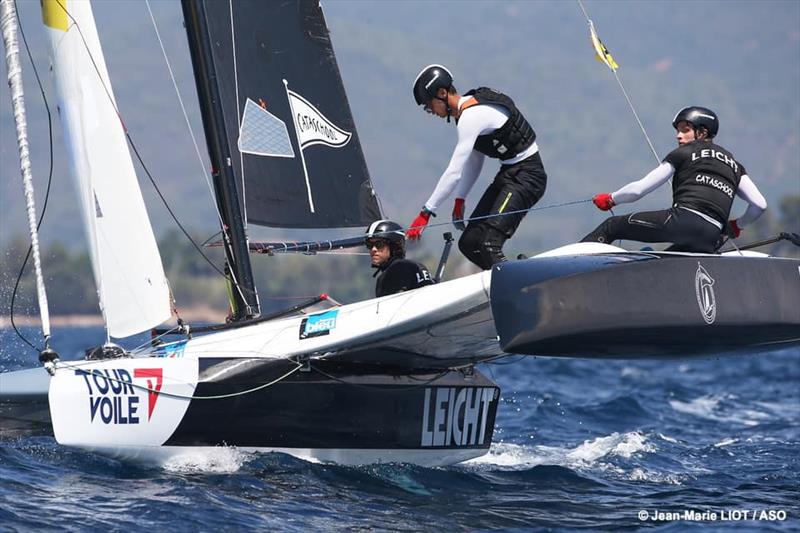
[181,0,259,320]
[1,0,59,372]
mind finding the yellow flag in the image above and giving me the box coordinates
[589,21,619,71]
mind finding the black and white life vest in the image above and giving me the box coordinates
[460,87,536,161]
[663,141,745,225]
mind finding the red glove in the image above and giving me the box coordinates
[452,198,466,230]
[726,219,741,239]
[592,193,615,211]
[407,209,433,240]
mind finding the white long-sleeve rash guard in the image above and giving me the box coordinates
[610,162,767,227]
[423,97,539,212]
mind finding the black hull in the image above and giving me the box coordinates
[166,359,499,453]
[491,253,800,357]
[1,359,500,464]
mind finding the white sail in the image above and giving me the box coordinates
[41,0,170,337]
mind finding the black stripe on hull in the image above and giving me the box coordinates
[491,254,800,357]
[165,359,500,451]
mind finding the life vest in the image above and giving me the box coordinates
[665,141,744,225]
[460,87,536,161]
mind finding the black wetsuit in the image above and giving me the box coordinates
[374,257,435,297]
[582,141,745,253]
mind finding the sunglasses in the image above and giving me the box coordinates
[365,239,388,250]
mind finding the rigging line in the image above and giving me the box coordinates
[128,326,183,355]
[144,0,220,226]
[309,363,451,392]
[55,0,228,280]
[145,0,251,311]
[126,135,226,279]
[576,0,660,165]
[412,198,593,234]
[200,230,223,247]
[227,0,247,230]
[9,0,55,353]
[56,359,304,400]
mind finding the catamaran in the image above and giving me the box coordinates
[1,0,797,467]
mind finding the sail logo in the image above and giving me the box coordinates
[75,367,163,424]
[238,98,295,158]
[421,387,497,447]
[284,79,352,213]
[695,263,716,324]
[299,310,339,339]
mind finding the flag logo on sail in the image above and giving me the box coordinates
[283,79,352,212]
[287,89,351,149]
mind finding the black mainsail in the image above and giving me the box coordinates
[182,0,383,319]
[197,0,381,229]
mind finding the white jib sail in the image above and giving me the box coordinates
[41,0,170,337]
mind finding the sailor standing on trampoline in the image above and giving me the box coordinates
[582,106,767,252]
[406,65,548,270]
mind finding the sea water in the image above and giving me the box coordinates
[1,326,797,531]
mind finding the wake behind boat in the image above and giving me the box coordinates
[1,0,798,467]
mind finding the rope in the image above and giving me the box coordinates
[144,0,219,225]
[576,0,660,165]
[56,359,304,401]
[309,363,452,392]
[144,0,254,310]
[411,197,593,234]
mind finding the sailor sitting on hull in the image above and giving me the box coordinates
[582,106,767,253]
[366,220,435,297]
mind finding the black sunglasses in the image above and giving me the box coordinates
[365,239,388,250]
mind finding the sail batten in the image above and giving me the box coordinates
[202,0,382,229]
[41,0,170,337]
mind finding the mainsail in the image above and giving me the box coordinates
[41,0,170,337]
[200,0,381,228]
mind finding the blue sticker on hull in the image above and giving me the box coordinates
[153,340,187,358]
[299,310,339,339]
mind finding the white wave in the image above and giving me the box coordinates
[713,438,738,448]
[628,467,684,485]
[669,394,773,426]
[465,431,655,470]
[620,366,646,378]
[658,433,679,444]
[159,446,250,474]
[754,400,800,420]
[567,431,655,461]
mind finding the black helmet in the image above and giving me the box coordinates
[366,220,405,243]
[412,64,453,105]
[672,106,718,138]
[366,220,405,259]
